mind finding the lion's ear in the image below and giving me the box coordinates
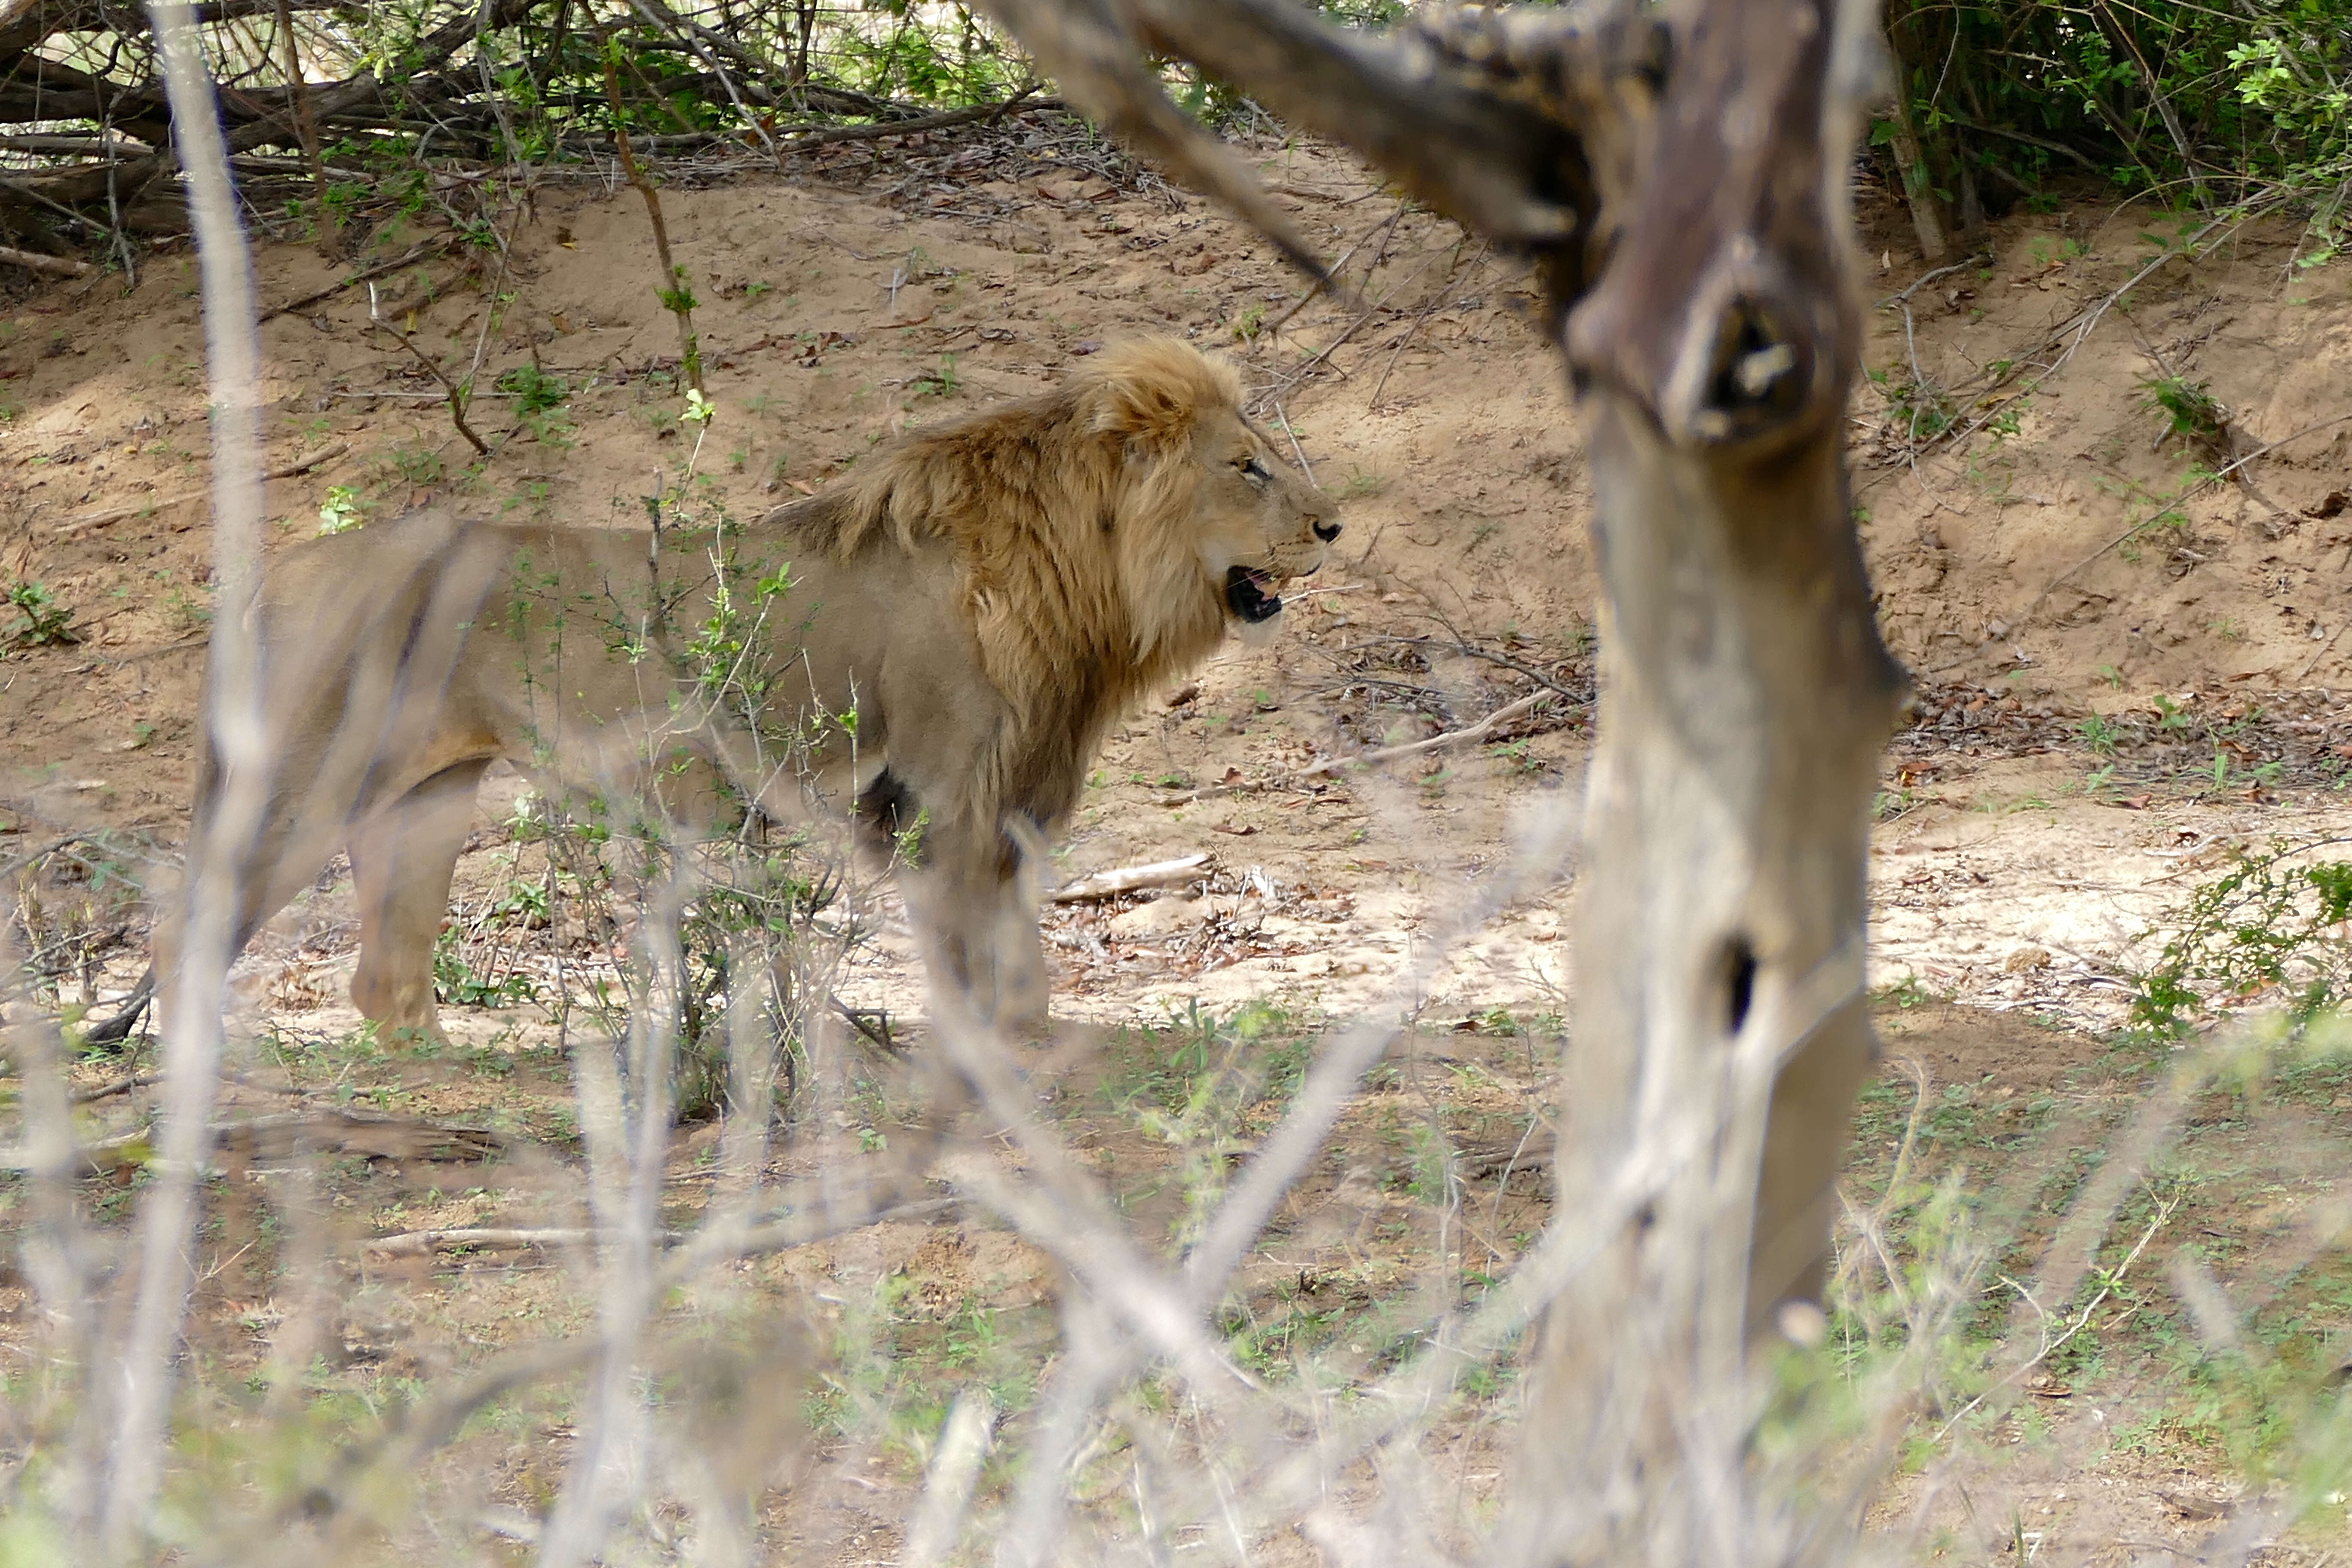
[1083,339,1233,446]
[1090,371,1198,447]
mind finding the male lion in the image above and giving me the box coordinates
[94,338,1337,1044]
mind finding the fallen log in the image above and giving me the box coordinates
[0,243,89,275]
[1048,852,1211,903]
[361,1227,655,1258]
[0,1105,508,1176]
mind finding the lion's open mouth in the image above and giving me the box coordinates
[1225,565,1283,624]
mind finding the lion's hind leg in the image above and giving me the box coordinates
[348,758,492,1041]
[141,752,371,1044]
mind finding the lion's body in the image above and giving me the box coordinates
[138,339,1336,1039]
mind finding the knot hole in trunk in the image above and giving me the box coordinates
[1692,298,1807,443]
[1722,935,1758,1036]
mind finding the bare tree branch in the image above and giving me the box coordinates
[979,0,1669,306]
[1122,0,1602,248]
[100,3,273,1555]
[977,0,1332,280]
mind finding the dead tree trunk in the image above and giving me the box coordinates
[985,0,1904,1549]
[1464,4,1908,1553]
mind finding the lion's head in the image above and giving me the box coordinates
[820,337,1339,712]
[1075,338,1340,645]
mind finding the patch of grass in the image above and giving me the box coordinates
[0,580,77,647]
[1099,999,1312,1123]
[159,573,213,631]
[1873,974,1942,1011]
[388,442,444,487]
[1867,364,1957,441]
[1464,1006,1564,1038]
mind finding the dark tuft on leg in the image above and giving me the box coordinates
[856,769,924,865]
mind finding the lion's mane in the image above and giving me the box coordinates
[783,338,1243,754]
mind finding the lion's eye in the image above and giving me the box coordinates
[1238,456,1270,482]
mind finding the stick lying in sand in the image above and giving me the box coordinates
[1049,853,1212,903]
[55,441,350,533]
[1158,689,1564,805]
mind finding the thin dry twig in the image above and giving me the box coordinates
[1300,688,1553,775]
[1933,1194,2177,1443]
[775,90,1061,155]
[1268,398,1317,485]
[55,441,349,533]
[1163,689,1559,804]
[602,36,701,398]
[0,926,92,1369]
[2024,409,2352,614]
[275,1189,957,1537]
[1253,231,1464,411]
[270,0,329,228]
[1368,239,1488,408]
[1874,254,1988,308]
[258,240,447,321]
[364,281,492,455]
[1921,207,2261,457]
[1265,197,1407,334]
[2301,617,2352,681]
[903,1390,999,1568]
[67,1071,161,1105]
[624,0,781,163]
[101,5,272,1552]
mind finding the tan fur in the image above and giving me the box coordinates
[140,339,1337,1039]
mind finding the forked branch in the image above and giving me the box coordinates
[1122,0,1603,248]
[980,0,1332,279]
[982,0,1667,306]
[977,0,1906,1558]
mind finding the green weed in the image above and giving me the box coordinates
[2128,838,2352,1039]
[0,581,76,647]
[2139,372,2231,455]
[911,354,962,398]
[317,484,364,535]
[495,362,569,414]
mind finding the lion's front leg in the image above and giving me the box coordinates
[902,832,1050,1036]
[967,888,1050,1035]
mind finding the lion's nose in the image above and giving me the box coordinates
[1311,518,1341,542]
